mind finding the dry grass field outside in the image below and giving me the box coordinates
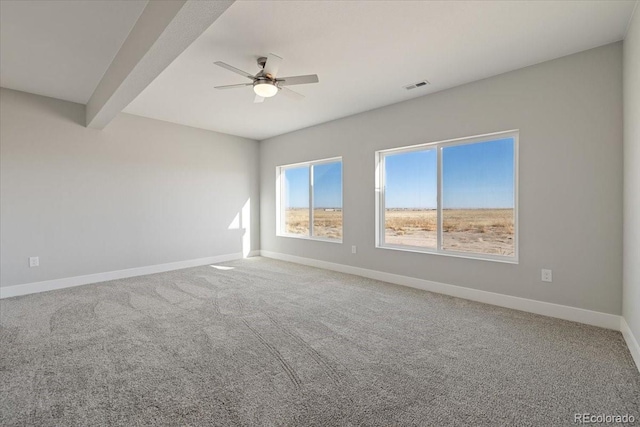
[285,208,514,256]
[384,209,437,248]
[285,208,343,239]
[385,208,514,256]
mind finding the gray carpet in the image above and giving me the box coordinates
[1,257,638,426]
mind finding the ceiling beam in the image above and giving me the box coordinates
[86,0,233,129]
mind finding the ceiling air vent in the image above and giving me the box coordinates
[404,80,430,90]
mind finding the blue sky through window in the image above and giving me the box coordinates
[385,150,437,209]
[442,138,514,209]
[313,162,342,208]
[284,166,309,208]
[385,137,514,209]
[284,161,343,209]
[284,137,513,210]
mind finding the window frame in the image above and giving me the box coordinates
[276,156,343,243]
[375,130,519,263]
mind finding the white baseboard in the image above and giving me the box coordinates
[621,318,640,373]
[0,251,259,299]
[260,250,621,331]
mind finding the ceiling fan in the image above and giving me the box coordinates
[214,53,319,103]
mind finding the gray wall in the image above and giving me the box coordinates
[260,43,623,315]
[0,88,260,288]
[624,10,640,338]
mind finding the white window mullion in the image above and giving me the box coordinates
[379,153,385,246]
[437,146,443,251]
[513,135,519,262]
[309,164,314,237]
[277,167,283,235]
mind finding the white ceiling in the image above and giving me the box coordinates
[124,0,636,140]
[0,0,147,104]
[0,1,636,139]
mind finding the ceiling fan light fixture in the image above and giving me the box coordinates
[214,55,318,102]
[253,80,278,98]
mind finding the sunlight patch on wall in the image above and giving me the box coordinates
[228,213,240,230]
[227,198,252,258]
[242,199,251,258]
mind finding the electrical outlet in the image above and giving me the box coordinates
[29,257,39,268]
[352,245,357,254]
[541,269,552,282]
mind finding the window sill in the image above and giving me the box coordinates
[376,244,518,264]
[277,233,343,244]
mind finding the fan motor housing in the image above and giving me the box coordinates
[253,77,277,87]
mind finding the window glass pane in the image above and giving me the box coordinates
[312,162,342,239]
[283,166,309,235]
[442,138,515,256]
[384,149,437,248]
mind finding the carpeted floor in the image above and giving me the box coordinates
[1,257,638,426]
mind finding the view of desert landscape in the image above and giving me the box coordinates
[285,208,514,256]
[285,208,343,239]
[386,208,514,256]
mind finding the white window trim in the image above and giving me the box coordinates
[375,130,519,264]
[276,156,343,243]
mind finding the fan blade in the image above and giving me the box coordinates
[279,87,305,100]
[254,94,265,103]
[214,83,253,90]
[263,53,283,78]
[277,74,319,86]
[214,61,255,80]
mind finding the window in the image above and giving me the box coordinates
[277,158,343,242]
[376,131,518,262]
